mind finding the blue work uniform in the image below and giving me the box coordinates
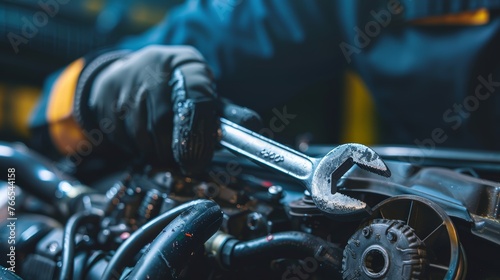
[31,0,500,162]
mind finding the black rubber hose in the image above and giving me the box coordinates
[0,142,90,206]
[59,210,102,280]
[226,231,343,270]
[127,200,222,279]
[102,199,216,280]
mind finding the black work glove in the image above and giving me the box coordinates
[84,45,218,175]
[79,45,260,176]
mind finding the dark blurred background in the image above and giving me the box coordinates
[0,0,182,84]
[0,0,359,149]
[0,0,182,140]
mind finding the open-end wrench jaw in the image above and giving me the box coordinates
[308,143,391,216]
[329,143,391,194]
[219,119,391,218]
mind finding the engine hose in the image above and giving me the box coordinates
[0,142,91,210]
[102,199,219,280]
[221,231,343,270]
[59,210,103,280]
[126,200,222,279]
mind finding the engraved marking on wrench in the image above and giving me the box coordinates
[260,149,284,163]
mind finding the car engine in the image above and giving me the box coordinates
[1,141,499,280]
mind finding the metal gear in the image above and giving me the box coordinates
[342,219,428,279]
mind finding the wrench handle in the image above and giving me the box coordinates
[219,118,315,183]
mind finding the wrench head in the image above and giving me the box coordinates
[310,143,391,216]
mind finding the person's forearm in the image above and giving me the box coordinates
[117,0,341,109]
[31,0,340,160]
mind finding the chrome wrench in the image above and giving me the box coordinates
[219,118,391,216]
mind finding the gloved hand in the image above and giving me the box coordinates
[79,45,260,175]
[83,45,218,175]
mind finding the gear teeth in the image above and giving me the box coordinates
[342,219,428,280]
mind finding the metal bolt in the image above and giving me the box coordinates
[246,212,264,231]
[387,231,397,242]
[304,190,312,199]
[268,185,283,201]
[48,241,59,253]
[362,226,372,238]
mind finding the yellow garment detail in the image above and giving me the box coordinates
[46,58,86,155]
[12,85,40,138]
[412,8,489,25]
[340,70,378,145]
[0,84,40,139]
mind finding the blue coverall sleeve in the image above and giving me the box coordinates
[31,0,342,157]
[117,0,342,109]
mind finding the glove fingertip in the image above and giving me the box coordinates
[172,99,219,176]
[222,102,263,132]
